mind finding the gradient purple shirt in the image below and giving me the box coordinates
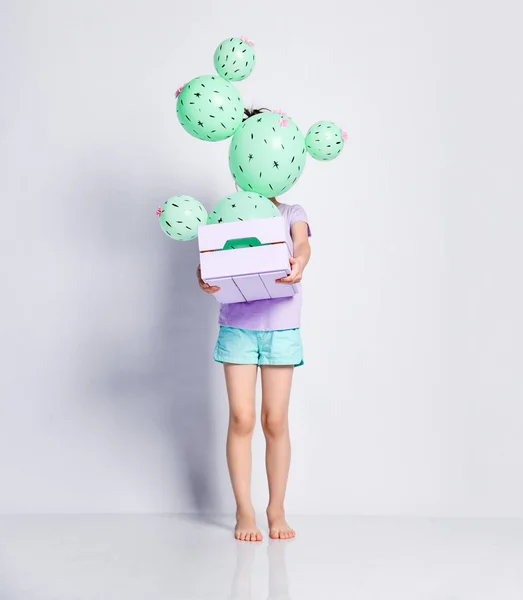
[218,203,310,332]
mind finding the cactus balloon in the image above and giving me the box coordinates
[229,112,307,197]
[176,75,243,142]
[158,195,208,241]
[305,121,346,161]
[168,35,348,230]
[207,191,279,224]
[214,37,256,82]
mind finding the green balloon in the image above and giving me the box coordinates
[158,195,208,241]
[214,37,256,82]
[229,112,307,197]
[176,75,244,142]
[207,191,279,225]
[305,121,345,161]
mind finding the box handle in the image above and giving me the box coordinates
[222,237,263,250]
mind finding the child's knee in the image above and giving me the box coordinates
[230,411,256,436]
[261,412,288,438]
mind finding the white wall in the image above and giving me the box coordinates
[1,0,522,517]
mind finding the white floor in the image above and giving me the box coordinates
[0,515,522,599]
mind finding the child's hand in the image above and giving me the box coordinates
[277,257,303,285]
[197,265,221,294]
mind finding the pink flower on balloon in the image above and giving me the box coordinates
[156,206,163,217]
[341,130,348,142]
[278,119,289,128]
[175,85,185,98]
[240,36,254,47]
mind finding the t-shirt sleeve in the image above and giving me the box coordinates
[290,204,311,237]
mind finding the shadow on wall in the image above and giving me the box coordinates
[74,163,222,518]
[147,240,219,515]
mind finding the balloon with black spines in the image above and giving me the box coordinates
[157,196,208,241]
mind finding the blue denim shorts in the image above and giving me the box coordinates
[214,326,303,367]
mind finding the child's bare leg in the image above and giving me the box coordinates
[224,363,262,542]
[261,365,296,539]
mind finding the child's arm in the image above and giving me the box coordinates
[278,221,311,284]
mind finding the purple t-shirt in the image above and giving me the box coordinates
[218,203,310,332]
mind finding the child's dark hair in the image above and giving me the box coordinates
[243,107,271,121]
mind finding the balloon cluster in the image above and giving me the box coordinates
[159,37,347,240]
[157,190,279,240]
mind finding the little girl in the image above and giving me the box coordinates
[197,108,311,542]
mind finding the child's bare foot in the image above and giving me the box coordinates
[235,511,263,542]
[267,506,295,540]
